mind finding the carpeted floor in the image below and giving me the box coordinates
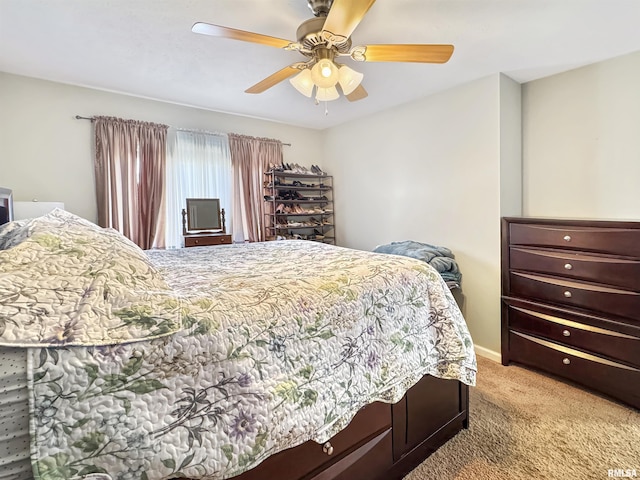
[405,356,640,480]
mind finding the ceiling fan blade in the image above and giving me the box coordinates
[354,44,454,63]
[192,22,293,49]
[245,65,303,94]
[322,0,376,42]
[346,84,368,102]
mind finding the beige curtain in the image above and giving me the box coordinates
[94,116,168,249]
[229,134,282,242]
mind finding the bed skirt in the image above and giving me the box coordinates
[0,347,32,480]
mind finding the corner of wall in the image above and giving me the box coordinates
[499,74,523,218]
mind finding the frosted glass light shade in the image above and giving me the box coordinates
[311,59,339,88]
[315,86,339,102]
[289,69,314,97]
[338,65,364,95]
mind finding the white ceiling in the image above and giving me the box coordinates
[1,0,640,130]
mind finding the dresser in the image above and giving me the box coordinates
[184,233,232,247]
[501,217,640,409]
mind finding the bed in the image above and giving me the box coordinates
[0,209,476,480]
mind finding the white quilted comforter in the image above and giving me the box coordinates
[0,210,476,480]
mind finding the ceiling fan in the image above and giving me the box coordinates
[192,0,454,103]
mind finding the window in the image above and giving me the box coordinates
[165,130,232,248]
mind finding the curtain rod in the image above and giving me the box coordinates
[75,115,291,146]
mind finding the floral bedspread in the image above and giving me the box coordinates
[1,211,476,480]
[0,209,181,347]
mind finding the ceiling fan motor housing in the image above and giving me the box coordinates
[307,0,333,17]
[296,17,352,54]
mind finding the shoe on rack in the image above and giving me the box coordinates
[313,229,325,239]
[275,203,285,213]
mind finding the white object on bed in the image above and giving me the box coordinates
[13,201,64,221]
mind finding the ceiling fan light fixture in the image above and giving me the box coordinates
[289,68,314,97]
[338,65,364,95]
[311,59,339,88]
[315,86,340,102]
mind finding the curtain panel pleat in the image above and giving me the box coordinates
[94,116,168,249]
[228,134,282,243]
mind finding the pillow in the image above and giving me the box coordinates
[0,209,182,347]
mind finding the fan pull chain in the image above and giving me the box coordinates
[313,98,330,115]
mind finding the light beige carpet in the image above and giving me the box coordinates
[405,356,640,480]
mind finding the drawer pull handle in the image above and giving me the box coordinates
[563,291,572,298]
[564,263,573,270]
[562,358,571,365]
[323,442,334,456]
[563,235,571,242]
[194,240,199,244]
[562,329,571,337]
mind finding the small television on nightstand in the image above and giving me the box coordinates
[0,187,14,225]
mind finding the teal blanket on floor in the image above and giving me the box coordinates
[373,240,462,284]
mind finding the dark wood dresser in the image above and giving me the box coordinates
[184,233,232,247]
[501,217,640,409]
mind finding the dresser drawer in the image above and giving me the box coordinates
[510,271,640,322]
[509,223,640,257]
[234,402,391,480]
[510,247,640,291]
[184,234,232,247]
[509,331,640,409]
[507,304,640,367]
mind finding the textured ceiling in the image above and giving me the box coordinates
[1,0,640,130]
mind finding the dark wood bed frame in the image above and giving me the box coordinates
[222,374,469,480]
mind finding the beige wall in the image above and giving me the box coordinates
[0,72,325,222]
[323,74,522,357]
[522,50,640,219]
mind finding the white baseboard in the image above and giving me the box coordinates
[474,345,501,363]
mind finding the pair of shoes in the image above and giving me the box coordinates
[311,165,325,175]
[275,203,285,213]
[278,190,307,200]
[267,163,284,173]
